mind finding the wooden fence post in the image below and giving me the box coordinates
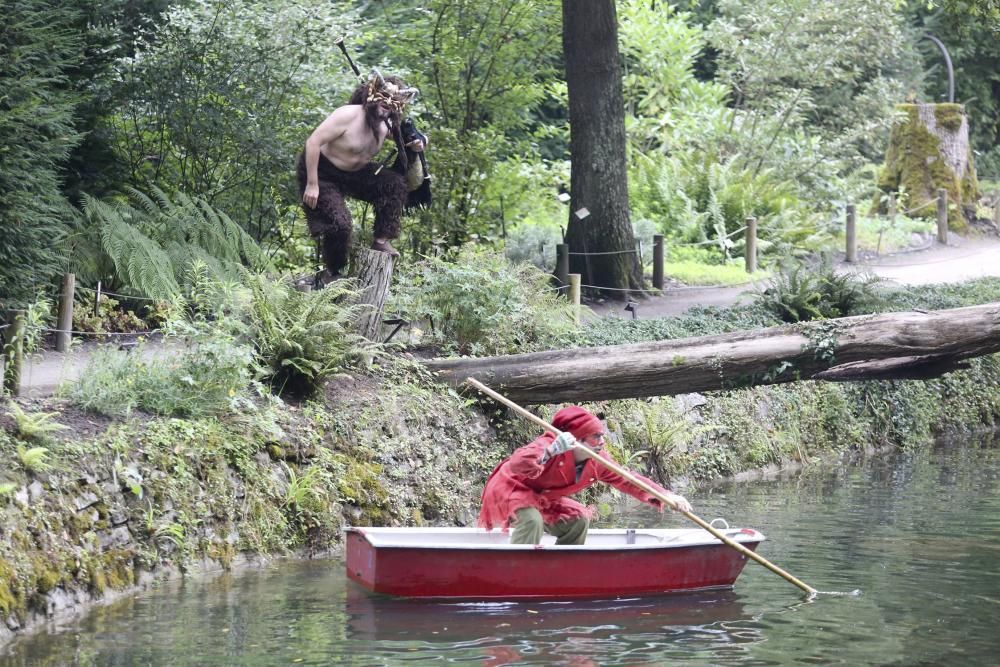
[845,204,857,263]
[744,217,757,274]
[937,188,949,244]
[555,243,569,296]
[56,272,75,352]
[568,273,581,326]
[3,310,25,397]
[652,234,664,290]
[888,192,897,227]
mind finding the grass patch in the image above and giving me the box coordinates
[849,214,935,255]
[661,259,766,286]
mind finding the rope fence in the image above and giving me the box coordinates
[671,225,748,248]
[76,285,161,302]
[568,249,638,256]
[901,199,938,216]
[25,325,160,338]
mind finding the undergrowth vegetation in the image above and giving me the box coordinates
[390,245,579,355]
[64,268,371,415]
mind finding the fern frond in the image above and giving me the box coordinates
[100,214,181,300]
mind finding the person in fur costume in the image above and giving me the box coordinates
[479,406,692,545]
[298,70,426,280]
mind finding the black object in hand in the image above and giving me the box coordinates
[401,117,427,147]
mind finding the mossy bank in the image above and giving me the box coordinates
[4,350,1000,645]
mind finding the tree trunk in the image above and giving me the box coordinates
[353,249,395,341]
[876,103,979,231]
[423,303,1000,404]
[562,0,642,298]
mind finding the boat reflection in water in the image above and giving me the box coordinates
[346,582,760,665]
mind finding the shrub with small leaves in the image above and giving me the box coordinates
[391,245,579,356]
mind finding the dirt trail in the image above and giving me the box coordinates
[589,234,1000,321]
[7,235,1000,398]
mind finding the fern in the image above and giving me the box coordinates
[244,272,369,397]
[79,187,273,300]
[7,401,68,443]
[17,444,52,474]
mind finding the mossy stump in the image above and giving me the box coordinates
[875,103,979,232]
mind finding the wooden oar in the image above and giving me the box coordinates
[466,377,818,596]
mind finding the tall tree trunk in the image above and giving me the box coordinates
[562,0,642,299]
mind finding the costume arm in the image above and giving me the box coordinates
[595,457,668,505]
[506,434,554,479]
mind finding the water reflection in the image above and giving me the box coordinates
[346,585,759,665]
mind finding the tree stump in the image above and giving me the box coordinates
[876,103,979,231]
[353,248,396,341]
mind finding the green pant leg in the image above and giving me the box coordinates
[510,507,544,544]
[550,515,589,545]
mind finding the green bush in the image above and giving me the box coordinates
[76,187,272,301]
[391,245,578,355]
[581,303,779,347]
[0,1,83,309]
[67,277,256,418]
[244,273,369,398]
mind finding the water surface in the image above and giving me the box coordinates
[4,434,999,665]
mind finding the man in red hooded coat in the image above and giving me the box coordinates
[479,406,692,545]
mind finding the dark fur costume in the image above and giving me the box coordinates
[297,152,408,276]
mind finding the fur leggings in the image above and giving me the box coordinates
[297,152,409,275]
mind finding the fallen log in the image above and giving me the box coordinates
[423,303,1000,404]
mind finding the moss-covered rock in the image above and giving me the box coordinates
[875,103,979,231]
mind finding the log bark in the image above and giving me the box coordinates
[423,303,1000,404]
[353,249,395,341]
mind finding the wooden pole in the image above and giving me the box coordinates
[937,188,949,244]
[845,204,857,263]
[3,310,25,397]
[464,377,818,596]
[888,192,897,227]
[652,235,664,290]
[568,273,581,326]
[93,281,102,318]
[744,217,757,274]
[556,243,569,297]
[56,272,75,352]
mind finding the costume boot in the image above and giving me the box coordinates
[371,239,400,257]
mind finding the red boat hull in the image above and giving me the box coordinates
[346,528,762,599]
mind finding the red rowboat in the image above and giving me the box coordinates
[345,526,765,599]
